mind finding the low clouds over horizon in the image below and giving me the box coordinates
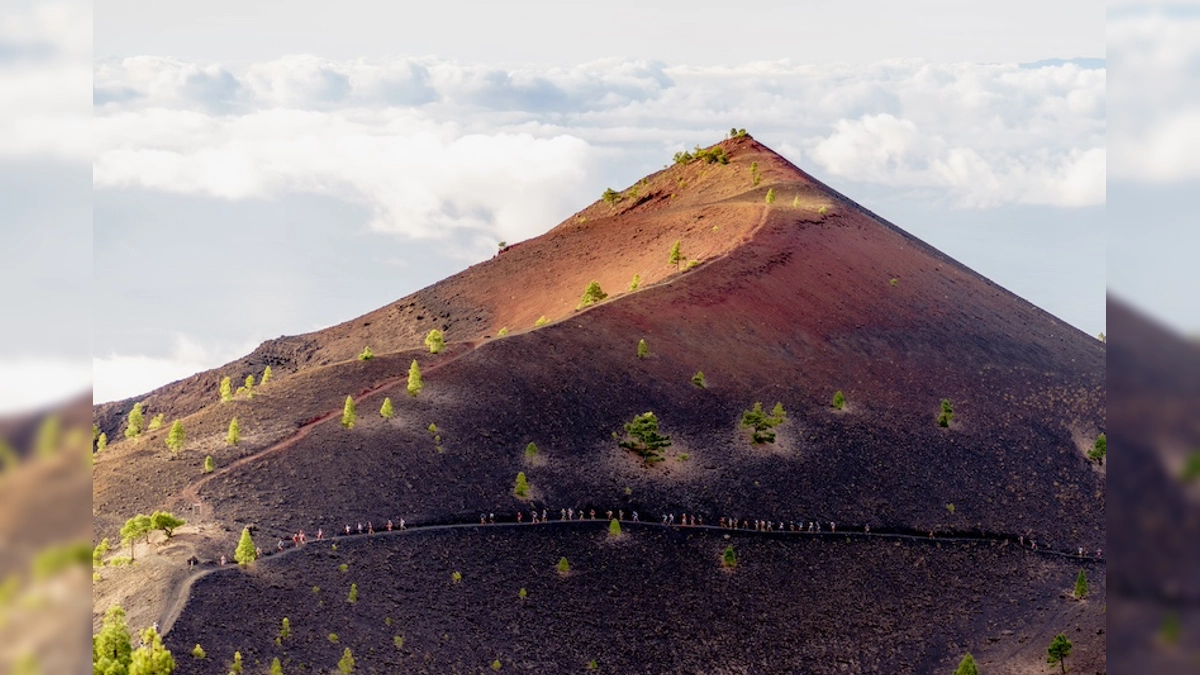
[93,54,1106,244]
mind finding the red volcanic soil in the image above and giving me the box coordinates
[93,136,1105,672]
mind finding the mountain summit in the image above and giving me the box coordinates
[93,135,1105,674]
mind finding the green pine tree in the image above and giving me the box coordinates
[618,412,672,463]
[190,645,205,660]
[125,402,145,439]
[425,329,445,354]
[380,397,394,419]
[608,519,621,537]
[407,360,424,397]
[279,618,291,640]
[261,366,272,384]
[525,442,538,458]
[219,377,232,403]
[92,605,133,675]
[229,651,243,675]
[497,327,509,337]
[556,557,570,575]
[765,188,776,204]
[150,511,185,538]
[348,583,358,604]
[203,455,214,474]
[534,315,549,327]
[514,472,530,498]
[341,396,357,429]
[1074,569,1088,599]
[579,281,608,307]
[691,371,706,388]
[629,273,641,291]
[97,432,108,452]
[234,527,256,566]
[722,545,737,568]
[1046,634,1072,674]
[358,346,374,361]
[244,374,255,390]
[148,413,165,430]
[226,417,240,446]
[337,648,355,675]
[742,402,784,444]
[637,339,648,359]
[120,514,152,561]
[952,653,978,675]
[1089,433,1106,464]
[270,657,283,675]
[937,399,954,427]
[165,420,185,453]
[668,240,682,268]
[832,390,845,410]
[128,627,174,675]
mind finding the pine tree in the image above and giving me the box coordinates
[491,660,501,671]
[691,371,706,388]
[525,442,538,458]
[407,360,424,397]
[203,456,214,474]
[190,645,205,659]
[341,396,357,429]
[765,188,776,204]
[637,339,648,359]
[514,472,530,498]
[226,417,240,446]
[97,432,108,452]
[92,605,133,675]
[952,653,978,675]
[497,327,509,337]
[128,627,174,675]
[229,651,243,675]
[125,403,145,439]
[619,412,672,463]
[337,648,355,675]
[722,545,737,568]
[1074,569,1088,599]
[219,377,232,403]
[938,399,954,427]
[556,557,570,574]
[244,374,255,390]
[234,527,256,566]
[279,618,291,640]
[165,420,185,453]
[518,588,527,600]
[1046,634,1072,674]
[358,346,374,361]
[348,583,358,603]
[148,413,165,430]
[1089,433,1106,464]
[93,538,111,567]
[380,398,394,419]
[261,366,273,384]
[609,519,621,537]
[742,402,784,444]
[579,281,608,307]
[628,274,641,291]
[120,514,152,561]
[534,315,549,327]
[270,657,283,675]
[425,329,445,354]
[668,240,682,268]
[832,390,845,410]
[150,511,185,538]
[771,402,786,421]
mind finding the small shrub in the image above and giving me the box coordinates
[148,413,165,430]
[556,557,570,575]
[165,420,185,453]
[578,281,608,308]
[338,648,355,675]
[937,399,954,428]
[280,618,291,640]
[587,660,599,670]
[637,339,648,359]
[609,519,621,537]
[270,657,284,675]
[428,423,438,434]
[348,583,358,603]
[191,644,206,659]
[424,329,445,354]
[339,563,348,573]
[518,588,527,600]
[1088,433,1106,464]
[685,259,700,270]
[534,315,549,327]
[619,411,672,463]
[312,586,320,594]
[226,417,240,446]
[818,205,829,216]
[831,390,845,410]
[765,188,775,204]
[328,633,339,644]
[451,571,462,583]
[601,188,621,206]
[230,651,244,674]
[202,454,215,473]
[722,545,737,568]
[678,453,689,461]
[889,277,899,286]
[491,660,502,671]
[1074,569,1088,599]
[393,636,404,650]
[498,241,507,249]
[673,150,694,165]
[358,346,374,361]
[341,396,357,429]
[1182,453,1200,483]
[514,472,530,498]
[380,397,394,419]
[792,195,800,207]
[92,539,110,567]
[525,442,538,459]
[691,371,706,388]
[953,653,977,675]
[407,360,423,397]
[946,503,956,514]
[497,327,508,337]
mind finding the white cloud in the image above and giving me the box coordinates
[92,334,259,405]
[93,54,1106,237]
[0,357,91,415]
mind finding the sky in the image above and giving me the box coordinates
[17,0,1197,412]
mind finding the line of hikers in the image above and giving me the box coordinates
[253,508,1100,561]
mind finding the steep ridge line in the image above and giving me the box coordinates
[159,516,1105,636]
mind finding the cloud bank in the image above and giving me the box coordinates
[93,55,1106,242]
